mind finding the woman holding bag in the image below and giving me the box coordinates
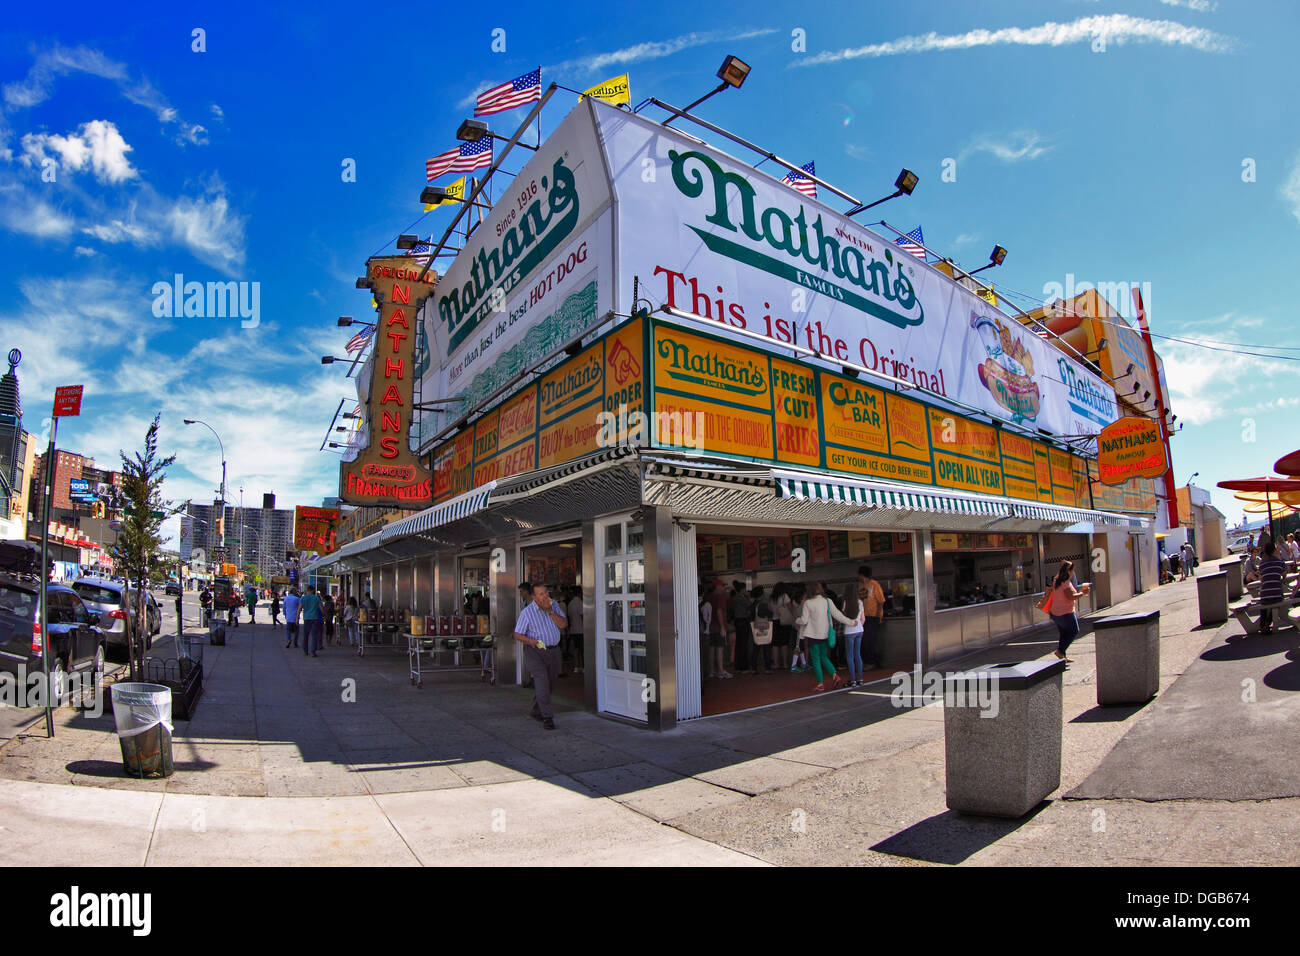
[794,580,853,691]
[1042,560,1091,664]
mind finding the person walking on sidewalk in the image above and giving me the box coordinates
[1047,560,1091,664]
[270,588,281,626]
[300,585,324,657]
[1179,541,1197,581]
[343,596,359,646]
[794,580,852,691]
[283,588,301,648]
[321,590,336,646]
[511,582,567,730]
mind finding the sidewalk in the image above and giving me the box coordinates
[1,577,1296,866]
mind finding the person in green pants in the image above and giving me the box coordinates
[793,580,852,691]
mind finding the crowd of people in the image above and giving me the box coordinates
[698,566,887,692]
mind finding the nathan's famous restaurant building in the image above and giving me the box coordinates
[310,97,1167,730]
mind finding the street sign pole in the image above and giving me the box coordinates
[38,415,58,739]
[41,385,84,737]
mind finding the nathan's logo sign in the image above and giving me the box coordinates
[971,313,1041,423]
[667,149,923,329]
[1097,416,1167,486]
[436,156,581,351]
[656,334,766,397]
[339,257,435,506]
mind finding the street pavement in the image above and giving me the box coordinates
[1,576,1297,866]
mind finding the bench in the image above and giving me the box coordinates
[1230,597,1300,634]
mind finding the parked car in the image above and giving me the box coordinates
[164,581,181,596]
[70,577,152,663]
[1227,535,1253,555]
[0,560,105,707]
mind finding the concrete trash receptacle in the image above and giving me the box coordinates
[943,659,1065,818]
[1093,610,1160,706]
[1219,558,1244,600]
[110,682,174,778]
[1197,571,1229,626]
[209,620,226,645]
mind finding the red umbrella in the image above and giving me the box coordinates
[1275,449,1300,478]
[1218,476,1300,540]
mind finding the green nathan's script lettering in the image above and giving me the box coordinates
[668,148,924,329]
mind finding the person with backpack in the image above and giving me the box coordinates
[750,585,774,676]
[794,580,852,691]
[1042,560,1091,664]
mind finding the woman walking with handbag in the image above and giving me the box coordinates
[793,580,853,691]
[1043,560,1091,664]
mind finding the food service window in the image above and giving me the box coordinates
[933,532,1039,610]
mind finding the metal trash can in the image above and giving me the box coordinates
[179,634,205,665]
[209,620,226,646]
[1093,610,1160,706]
[110,682,175,778]
[1218,558,1245,600]
[1197,571,1229,626]
[943,659,1065,818]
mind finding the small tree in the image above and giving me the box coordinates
[112,414,176,681]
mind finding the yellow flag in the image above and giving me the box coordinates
[579,74,630,106]
[977,285,998,306]
[424,176,465,211]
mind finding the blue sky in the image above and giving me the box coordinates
[2,0,1298,543]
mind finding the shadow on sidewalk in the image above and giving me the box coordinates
[869,802,1050,865]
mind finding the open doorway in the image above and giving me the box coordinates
[695,524,916,717]
[519,537,585,706]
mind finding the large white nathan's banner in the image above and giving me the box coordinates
[588,100,1117,438]
[418,101,614,422]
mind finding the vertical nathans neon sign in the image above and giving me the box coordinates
[338,256,435,506]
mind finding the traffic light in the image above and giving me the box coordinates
[216,516,225,538]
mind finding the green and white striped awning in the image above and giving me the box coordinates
[379,481,497,543]
[1012,501,1146,529]
[775,473,1011,517]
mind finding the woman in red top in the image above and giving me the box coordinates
[1047,560,1091,664]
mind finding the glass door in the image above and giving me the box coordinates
[597,516,647,721]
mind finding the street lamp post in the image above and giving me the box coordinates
[183,419,226,565]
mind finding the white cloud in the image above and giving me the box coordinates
[960,130,1052,163]
[844,144,873,161]
[0,184,75,237]
[549,27,778,76]
[1160,0,1216,11]
[1282,152,1300,225]
[164,191,247,272]
[1162,341,1294,425]
[20,119,138,184]
[795,15,1234,67]
[954,233,979,245]
[74,245,97,257]
[210,104,224,120]
[2,44,207,146]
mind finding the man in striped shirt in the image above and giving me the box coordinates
[513,582,567,729]
[1257,541,1288,634]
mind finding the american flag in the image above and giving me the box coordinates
[896,226,927,261]
[781,161,817,198]
[452,138,493,173]
[475,68,541,116]
[345,326,374,356]
[1031,323,1052,340]
[425,147,458,182]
